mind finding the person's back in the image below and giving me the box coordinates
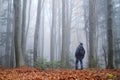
[75,43,85,70]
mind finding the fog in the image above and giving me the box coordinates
[0,0,120,69]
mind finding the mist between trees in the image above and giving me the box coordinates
[0,0,120,69]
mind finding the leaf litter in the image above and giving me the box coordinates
[0,66,120,80]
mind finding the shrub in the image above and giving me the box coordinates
[35,57,62,70]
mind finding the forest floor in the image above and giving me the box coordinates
[0,66,120,80]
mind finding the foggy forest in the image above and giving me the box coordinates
[0,0,120,80]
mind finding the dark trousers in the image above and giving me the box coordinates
[75,58,83,70]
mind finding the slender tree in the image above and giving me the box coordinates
[61,0,66,67]
[65,0,72,68]
[50,0,56,62]
[21,0,27,56]
[106,0,114,69]
[113,0,120,68]
[5,0,12,67]
[83,0,89,65]
[40,1,44,58]
[88,0,97,68]
[33,0,41,67]
[26,0,31,38]
[61,0,71,68]
[13,0,25,67]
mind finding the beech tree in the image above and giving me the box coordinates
[106,0,114,69]
[88,0,97,68]
[13,0,25,67]
[33,0,41,66]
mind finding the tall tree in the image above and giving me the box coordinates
[83,0,89,64]
[56,0,62,61]
[21,0,27,57]
[112,0,120,68]
[88,0,97,68]
[61,0,71,68]
[25,0,31,41]
[106,0,114,69]
[13,0,25,67]
[5,0,12,67]
[50,0,56,62]
[65,0,72,67]
[61,0,66,67]
[33,0,41,67]
[40,2,44,58]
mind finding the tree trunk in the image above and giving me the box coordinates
[50,0,56,62]
[88,0,96,68]
[106,0,114,69]
[61,0,71,68]
[57,1,62,61]
[61,0,66,68]
[83,0,89,67]
[25,0,31,43]
[5,0,12,68]
[41,4,44,58]
[33,0,41,67]
[21,0,27,58]
[13,0,25,67]
[65,0,72,68]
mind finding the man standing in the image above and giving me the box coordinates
[75,43,85,70]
